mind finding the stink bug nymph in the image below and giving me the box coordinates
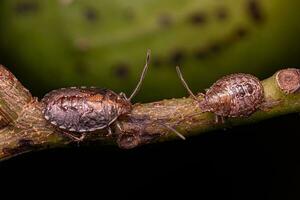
[42,50,151,141]
[176,66,274,123]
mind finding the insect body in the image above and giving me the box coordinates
[42,88,132,132]
[42,50,150,141]
[176,66,265,122]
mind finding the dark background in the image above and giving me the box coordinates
[0,1,300,199]
[1,114,299,199]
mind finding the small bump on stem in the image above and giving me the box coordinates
[275,68,300,94]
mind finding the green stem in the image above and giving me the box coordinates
[0,66,299,160]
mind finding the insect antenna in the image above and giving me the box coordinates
[176,66,197,100]
[128,49,151,101]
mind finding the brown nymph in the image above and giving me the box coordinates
[42,51,151,141]
[176,66,271,123]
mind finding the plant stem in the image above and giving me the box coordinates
[0,66,299,160]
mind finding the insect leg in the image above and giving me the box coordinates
[214,115,225,124]
[160,123,186,140]
[107,126,113,137]
[62,131,86,142]
[220,116,225,124]
[116,121,123,132]
[214,115,219,124]
[119,92,127,99]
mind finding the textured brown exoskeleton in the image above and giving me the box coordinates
[42,51,151,141]
[176,66,274,123]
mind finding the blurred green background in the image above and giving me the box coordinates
[0,0,300,102]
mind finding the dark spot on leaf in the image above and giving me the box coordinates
[216,7,229,21]
[123,7,135,21]
[235,27,248,38]
[188,11,207,25]
[226,27,249,44]
[170,49,185,65]
[84,7,99,22]
[152,57,163,67]
[247,0,264,23]
[113,63,130,79]
[210,43,222,53]
[194,43,222,58]
[194,47,210,59]
[15,1,39,15]
[158,14,173,28]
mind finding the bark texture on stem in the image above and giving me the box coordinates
[0,65,300,160]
